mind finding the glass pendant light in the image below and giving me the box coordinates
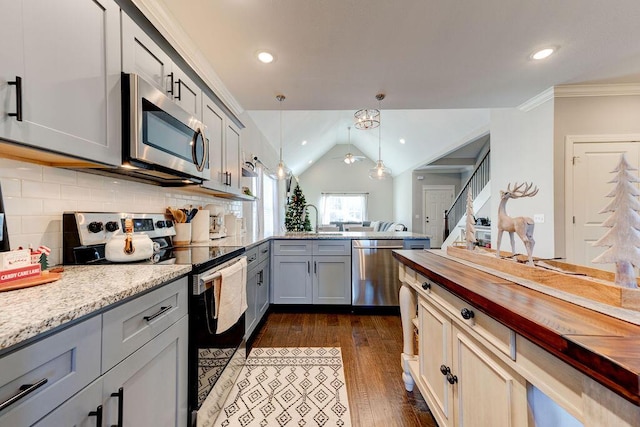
[369,93,392,180]
[344,126,356,164]
[276,94,290,179]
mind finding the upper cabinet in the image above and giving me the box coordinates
[201,94,242,194]
[0,0,122,166]
[121,13,201,118]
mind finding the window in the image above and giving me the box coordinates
[320,193,368,224]
[263,172,276,235]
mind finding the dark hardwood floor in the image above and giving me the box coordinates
[250,310,438,427]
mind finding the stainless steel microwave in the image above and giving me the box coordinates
[121,73,209,185]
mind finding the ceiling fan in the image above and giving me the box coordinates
[337,126,366,164]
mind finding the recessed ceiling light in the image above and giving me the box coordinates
[257,51,274,64]
[308,160,313,164]
[399,138,406,144]
[301,140,307,146]
[531,47,555,60]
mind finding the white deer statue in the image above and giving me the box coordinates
[496,182,539,265]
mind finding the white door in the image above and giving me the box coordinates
[424,186,455,248]
[568,140,640,268]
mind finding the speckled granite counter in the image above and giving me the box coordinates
[0,264,191,353]
[205,231,429,248]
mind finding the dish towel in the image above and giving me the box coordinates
[214,256,247,334]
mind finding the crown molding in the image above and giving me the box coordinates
[131,0,245,116]
[554,83,640,98]
[517,87,554,112]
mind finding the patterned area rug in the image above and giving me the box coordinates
[213,347,351,427]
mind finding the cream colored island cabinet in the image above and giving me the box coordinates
[0,0,121,166]
[0,277,188,427]
[272,240,351,305]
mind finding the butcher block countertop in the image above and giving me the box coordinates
[0,264,191,354]
[392,249,640,405]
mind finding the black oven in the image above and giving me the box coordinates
[188,250,247,426]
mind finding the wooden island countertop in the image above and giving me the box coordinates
[392,249,640,406]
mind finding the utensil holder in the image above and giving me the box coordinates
[174,223,191,246]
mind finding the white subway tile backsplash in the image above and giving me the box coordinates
[0,158,43,181]
[0,178,21,196]
[43,167,77,185]
[0,158,242,265]
[22,180,61,199]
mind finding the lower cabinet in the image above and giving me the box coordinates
[419,297,527,427]
[102,316,188,427]
[0,276,189,426]
[272,240,351,305]
[246,243,271,339]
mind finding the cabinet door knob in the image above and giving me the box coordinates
[422,282,431,290]
[461,307,475,320]
[447,373,458,385]
[439,364,450,376]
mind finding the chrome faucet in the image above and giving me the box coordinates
[302,204,318,233]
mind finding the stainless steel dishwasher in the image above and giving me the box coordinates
[352,239,404,306]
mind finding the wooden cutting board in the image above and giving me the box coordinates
[0,272,62,292]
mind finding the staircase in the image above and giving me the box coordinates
[442,150,491,249]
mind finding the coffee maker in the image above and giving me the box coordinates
[205,205,226,239]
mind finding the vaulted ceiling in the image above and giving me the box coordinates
[155,0,640,176]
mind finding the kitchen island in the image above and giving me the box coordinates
[393,249,640,427]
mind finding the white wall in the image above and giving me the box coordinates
[553,94,640,258]
[393,169,413,230]
[490,100,555,258]
[0,158,242,266]
[298,145,393,226]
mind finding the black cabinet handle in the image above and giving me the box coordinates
[143,305,172,322]
[307,261,310,274]
[447,373,458,384]
[167,72,174,95]
[174,79,182,101]
[461,308,475,320]
[422,282,431,290]
[8,76,23,122]
[88,405,103,427]
[261,249,269,254]
[439,365,450,376]
[314,261,317,274]
[258,270,263,285]
[110,387,123,427]
[0,378,48,411]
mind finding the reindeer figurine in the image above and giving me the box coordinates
[496,182,539,265]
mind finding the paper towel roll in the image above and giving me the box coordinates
[191,210,210,243]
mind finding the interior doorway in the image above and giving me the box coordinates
[423,185,455,248]
[566,135,640,268]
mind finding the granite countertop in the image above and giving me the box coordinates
[207,231,430,248]
[0,264,191,353]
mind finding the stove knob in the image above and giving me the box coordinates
[105,221,119,232]
[165,220,174,228]
[156,220,166,229]
[87,221,104,233]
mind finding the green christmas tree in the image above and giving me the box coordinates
[285,184,312,232]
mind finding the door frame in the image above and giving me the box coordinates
[564,134,640,262]
[422,185,455,244]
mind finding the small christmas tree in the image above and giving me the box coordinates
[284,184,312,232]
[592,153,640,289]
[465,190,477,250]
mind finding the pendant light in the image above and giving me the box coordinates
[276,94,290,179]
[369,93,392,180]
[344,126,355,164]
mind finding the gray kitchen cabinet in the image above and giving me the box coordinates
[102,316,188,427]
[121,12,174,95]
[32,379,103,427]
[121,11,200,119]
[0,317,101,426]
[0,277,188,426]
[0,0,121,166]
[272,240,351,305]
[202,95,242,193]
